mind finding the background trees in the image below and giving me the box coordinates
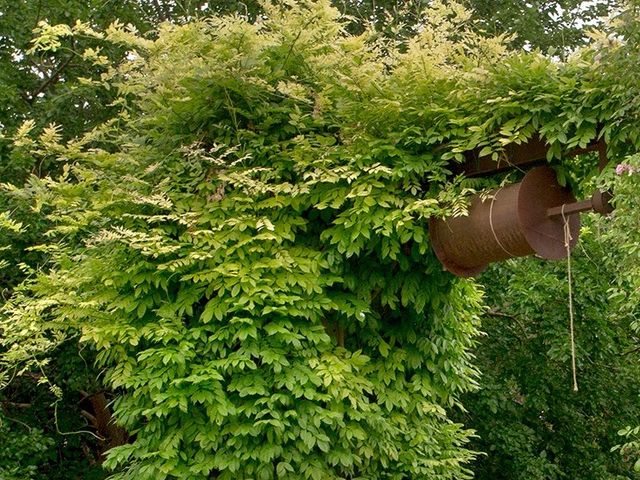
[462,236,640,479]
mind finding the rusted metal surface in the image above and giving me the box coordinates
[546,198,594,217]
[598,139,609,171]
[430,167,580,277]
[432,130,613,276]
[592,190,614,214]
[455,135,548,178]
[455,136,606,178]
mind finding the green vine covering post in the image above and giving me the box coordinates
[1,1,640,479]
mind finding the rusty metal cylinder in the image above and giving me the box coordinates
[429,166,580,277]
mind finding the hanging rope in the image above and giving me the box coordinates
[561,205,579,392]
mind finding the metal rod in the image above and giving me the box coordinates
[547,190,613,219]
[547,199,593,218]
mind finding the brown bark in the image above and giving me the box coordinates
[86,392,128,460]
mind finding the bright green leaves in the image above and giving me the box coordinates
[19,17,483,471]
[17,0,640,479]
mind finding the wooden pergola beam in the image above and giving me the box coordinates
[453,135,606,177]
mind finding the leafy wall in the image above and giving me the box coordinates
[2,1,640,479]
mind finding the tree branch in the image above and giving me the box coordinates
[1,401,32,409]
[80,408,97,426]
[620,345,640,356]
[486,308,517,320]
[486,308,533,341]
[26,54,74,103]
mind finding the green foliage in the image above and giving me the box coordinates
[590,9,640,465]
[456,9,640,469]
[469,0,618,53]
[0,345,108,479]
[0,412,54,480]
[459,13,640,469]
[0,5,195,474]
[461,227,640,479]
[601,153,640,470]
[2,3,491,478]
[149,0,621,51]
[2,1,640,479]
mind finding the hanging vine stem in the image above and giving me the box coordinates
[54,400,105,442]
[562,205,578,392]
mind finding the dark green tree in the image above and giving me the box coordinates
[462,236,640,479]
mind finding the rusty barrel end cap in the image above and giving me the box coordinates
[517,166,580,260]
[592,190,614,215]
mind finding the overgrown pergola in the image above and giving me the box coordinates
[2,2,640,479]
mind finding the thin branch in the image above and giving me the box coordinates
[80,409,97,425]
[19,91,32,104]
[1,414,33,431]
[620,345,640,356]
[27,54,74,102]
[25,57,50,78]
[486,308,517,320]
[1,401,32,409]
[486,308,533,341]
[282,13,321,69]
[33,0,43,30]
[54,401,105,442]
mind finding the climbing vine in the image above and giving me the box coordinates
[2,2,640,479]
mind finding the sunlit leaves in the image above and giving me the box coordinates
[5,1,640,479]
